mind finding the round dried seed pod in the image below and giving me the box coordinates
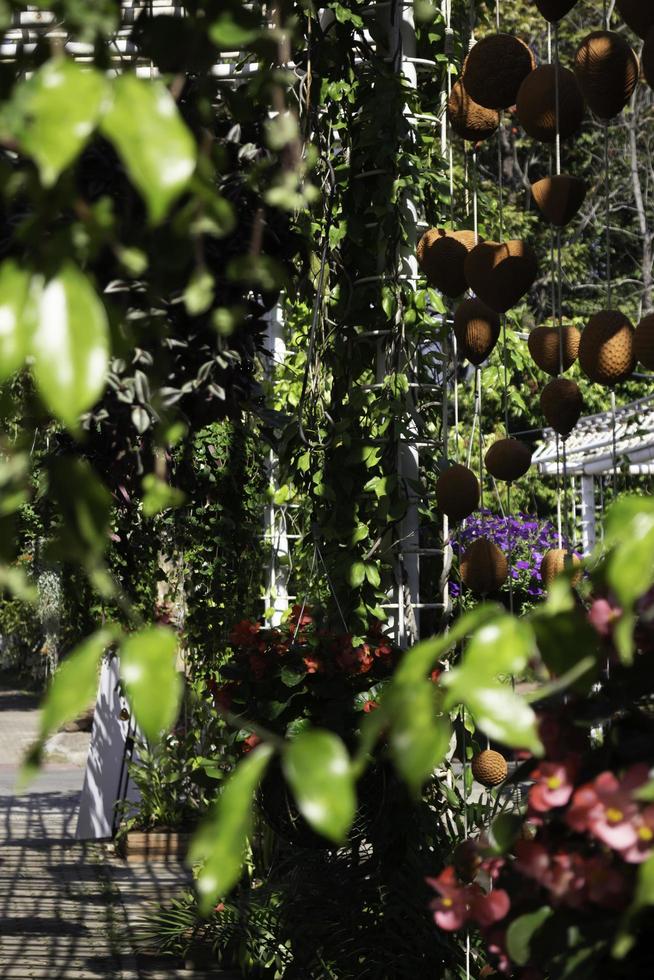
[417,228,477,297]
[464,240,538,314]
[616,0,654,39]
[471,750,508,788]
[516,65,585,143]
[528,324,580,375]
[485,438,532,483]
[453,298,501,365]
[460,538,509,596]
[541,378,584,435]
[642,27,654,90]
[462,34,536,110]
[574,31,639,119]
[634,313,654,370]
[540,548,582,589]
[531,175,587,227]
[436,464,480,523]
[533,0,577,21]
[447,80,500,143]
[579,310,635,385]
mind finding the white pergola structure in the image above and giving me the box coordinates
[532,394,654,555]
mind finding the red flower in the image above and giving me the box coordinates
[374,640,393,659]
[289,604,313,628]
[427,867,510,932]
[620,805,654,864]
[242,733,262,754]
[248,653,268,680]
[529,760,577,813]
[303,652,322,674]
[567,765,649,856]
[336,639,374,675]
[230,619,261,648]
[584,855,628,908]
[430,668,442,684]
[362,700,379,713]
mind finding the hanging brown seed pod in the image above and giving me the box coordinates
[471,750,509,787]
[579,310,635,385]
[574,31,639,119]
[417,228,477,298]
[516,65,585,143]
[464,240,538,314]
[462,34,536,111]
[533,0,577,21]
[528,324,580,375]
[634,313,654,370]
[436,464,480,523]
[642,28,654,90]
[616,0,654,39]
[485,438,532,482]
[453,299,501,365]
[540,548,582,589]
[541,378,584,436]
[531,175,587,227]
[460,538,509,595]
[447,80,501,143]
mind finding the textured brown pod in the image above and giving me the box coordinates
[462,34,536,111]
[453,299,501,366]
[516,65,585,143]
[616,0,654,39]
[528,324,580,375]
[460,538,509,596]
[643,27,654,90]
[417,228,476,297]
[471,750,509,788]
[464,240,538,314]
[540,548,582,590]
[540,378,584,436]
[485,438,532,483]
[447,80,500,143]
[436,464,480,523]
[634,313,654,370]
[531,175,587,227]
[533,0,577,21]
[574,31,639,119]
[579,310,635,385]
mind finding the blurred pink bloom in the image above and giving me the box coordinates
[588,598,621,638]
[427,867,510,932]
[529,760,576,813]
[567,765,650,855]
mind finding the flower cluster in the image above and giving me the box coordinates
[427,865,510,932]
[567,765,654,864]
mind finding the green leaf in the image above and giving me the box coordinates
[456,683,543,755]
[282,729,356,843]
[604,496,654,663]
[0,261,34,380]
[101,74,196,223]
[12,58,109,185]
[347,561,366,588]
[461,616,535,681]
[49,457,112,563]
[506,907,554,967]
[386,682,451,795]
[364,563,381,588]
[209,11,260,49]
[141,474,186,517]
[190,743,274,913]
[30,264,109,430]
[488,812,523,854]
[40,629,113,740]
[183,269,214,316]
[120,626,182,743]
[614,851,654,958]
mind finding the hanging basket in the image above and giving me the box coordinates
[532,0,577,22]
[447,80,500,143]
[615,0,654,40]
[531,175,587,227]
[460,537,509,596]
[471,749,508,787]
[578,309,635,385]
[417,228,476,297]
[453,298,501,365]
[485,438,532,483]
[574,31,639,119]
[462,34,536,111]
[540,548,582,590]
[634,313,654,370]
[540,378,584,436]
[516,65,585,143]
[436,463,480,523]
[464,240,538,314]
[528,323,580,375]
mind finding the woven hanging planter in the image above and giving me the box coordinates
[462,34,536,110]
[574,31,639,119]
[516,65,585,143]
[528,323,580,375]
[540,548,582,590]
[616,0,654,39]
[436,463,480,523]
[485,438,532,482]
[447,80,500,143]
[531,175,587,227]
[643,28,654,90]
[471,750,508,787]
[532,0,577,21]
[464,240,538,313]
[460,537,508,595]
[634,313,654,370]
[453,298,501,365]
[579,310,635,385]
[417,228,476,297]
[540,378,584,435]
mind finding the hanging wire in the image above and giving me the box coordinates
[476,367,485,522]
[611,389,618,498]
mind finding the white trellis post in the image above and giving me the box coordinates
[580,474,596,555]
[263,305,290,626]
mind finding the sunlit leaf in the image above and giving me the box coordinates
[40,629,114,740]
[506,906,554,967]
[141,474,186,517]
[283,729,356,843]
[120,626,182,742]
[0,261,34,380]
[386,681,450,795]
[614,852,654,958]
[461,616,535,680]
[455,683,543,755]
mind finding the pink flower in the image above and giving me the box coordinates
[588,598,622,638]
[362,700,379,713]
[303,652,321,674]
[515,840,586,907]
[242,733,262,754]
[619,805,654,864]
[427,867,510,932]
[529,760,576,813]
[567,765,650,856]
